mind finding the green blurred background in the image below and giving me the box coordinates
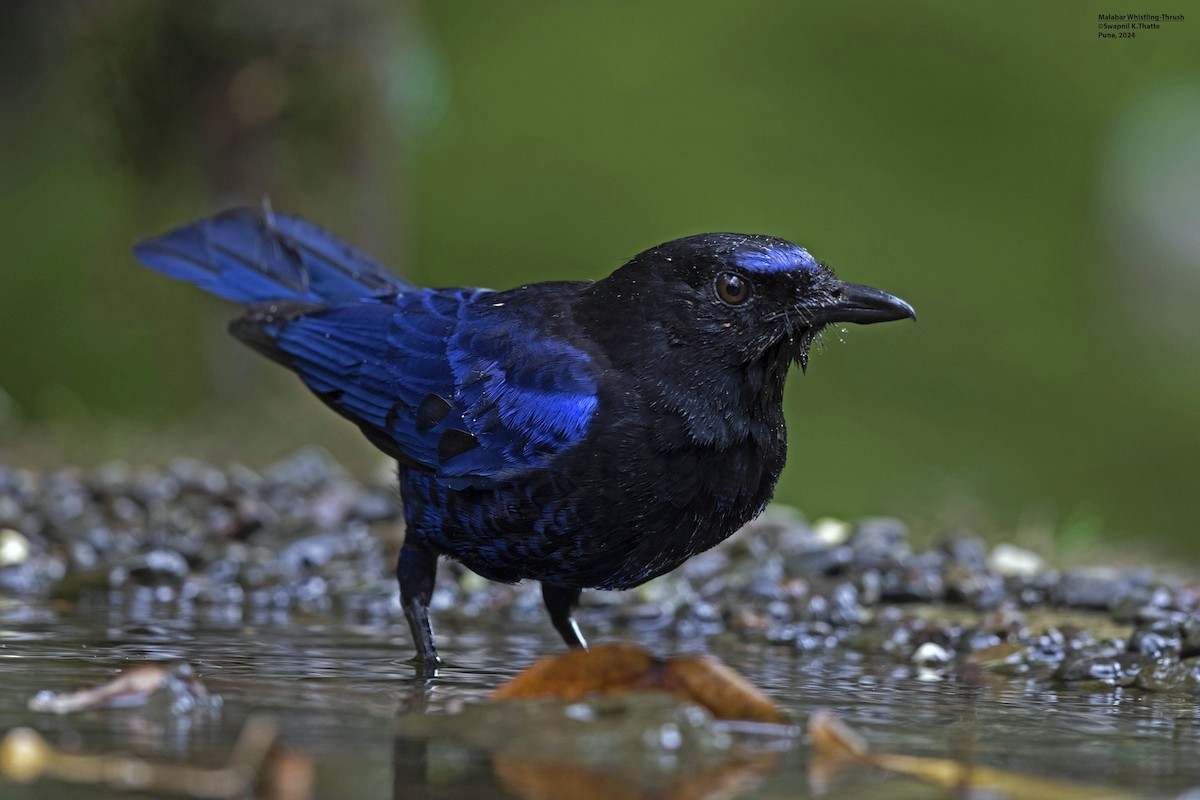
[1,2,1197,557]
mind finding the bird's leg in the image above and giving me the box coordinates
[541,583,587,650]
[397,542,441,668]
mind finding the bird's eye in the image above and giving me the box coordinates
[715,272,751,305]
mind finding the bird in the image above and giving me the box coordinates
[134,208,914,666]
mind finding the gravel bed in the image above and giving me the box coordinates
[3,448,1199,692]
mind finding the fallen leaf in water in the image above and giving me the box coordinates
[494,643,785,723]
[654,655,784,724]
[27,663,212,714]
[808,709,1132,799]
[495,643,656,700]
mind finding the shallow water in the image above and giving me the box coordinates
[1,599,1199,799]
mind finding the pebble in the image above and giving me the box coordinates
[987,544,1045,578]
[912,641,952,667]
[0,529,30,567]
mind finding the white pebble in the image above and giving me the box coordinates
[988,544,1045,578]
[0,529,30,567]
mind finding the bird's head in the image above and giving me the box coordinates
[583,233,914,373]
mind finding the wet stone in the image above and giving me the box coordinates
[764,599,792,622]
[1115,652,1155,685]
[277,533,351,573]
[0,495,23,525]
[1025,630,1068,667]
[1180,615,1200,657]
[1108,596,1150,624]
[167,457,230,495]
[109,549,190,588]
[960,628,1003,653]
[1109,587,1170,623]
[966,642,1027,669]
[1008,571,1057,607]
[290,575,332,612]
[769,621,837,651]
[1052,643,1148,686]
[621,603,676,633]
[1136,658,1200,694]
[0,555,67,595]
[0,528,31,567]
[90,461,134,496]
[1053,568,1127,611]
[800,594,830,623]
[953,570,1007,610]
[846,517,910,566]
[856,569,883,605]
[676,601,723,638]
[1128,629,1180,660]
[782,544,852,577]
[340,579,400,623]
[939,533,989,570]
[262,448,344,491]
[132,471,180,505]
[353,489,400,521]
[68,540,98,570]
[827,581,864,626]
[909,618,961,653]
[879,565,944,603]
[1053,650,1124,684]
[191,579,245,607]
[987,543,1045,578]
[912,641,952,667]
[106,495,145,527]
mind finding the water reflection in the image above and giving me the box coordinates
[390,691,785,800]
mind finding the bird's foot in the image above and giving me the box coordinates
[406,652,443,677]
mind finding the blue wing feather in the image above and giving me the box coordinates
[135,209,597,487]
[259,289,598,487]
[449,304,597,468]
[134,208,409,304]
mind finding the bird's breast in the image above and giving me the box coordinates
[562,383,788,588]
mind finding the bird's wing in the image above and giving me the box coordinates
[233,288,599,488]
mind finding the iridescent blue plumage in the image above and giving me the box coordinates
[734,241,819,275]
[132,208,408,304]
[135,209,599,490]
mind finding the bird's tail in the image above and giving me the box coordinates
[132,207,411,305]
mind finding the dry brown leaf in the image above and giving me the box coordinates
[495,642,656,700]
[654,655,787,725]
[494,643,785,724]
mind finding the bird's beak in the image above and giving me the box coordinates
[806,281,916,325]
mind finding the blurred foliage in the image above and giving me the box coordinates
[0,1,1197,554]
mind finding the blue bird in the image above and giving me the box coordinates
[134,208,914,665]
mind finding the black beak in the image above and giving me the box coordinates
[806,281,915,326]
